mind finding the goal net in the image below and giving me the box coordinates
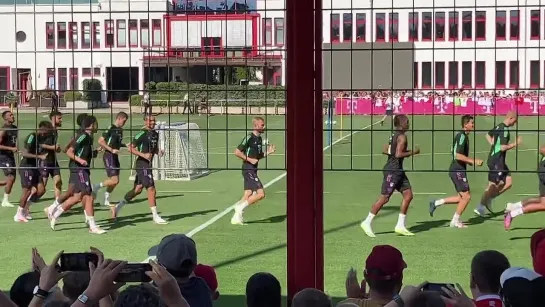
[129,122,210,181]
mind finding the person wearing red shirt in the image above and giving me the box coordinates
[469,250,510,307]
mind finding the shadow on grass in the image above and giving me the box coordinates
[130,193,185,205]
[246,215,287,224]
[102,209,218,231]
[408,219,450,233]
[465,211,504,226]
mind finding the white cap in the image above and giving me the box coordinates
[500,267,542,287]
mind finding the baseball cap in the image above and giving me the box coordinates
[531,229,545,275]
[194,264,218,292]
[147,234,197,273]
[365,245,407,280]
[500,267,545,306]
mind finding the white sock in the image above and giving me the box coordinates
[510,207,524,218]
[53,199,59,207]
[452,213,461,223]
[26,195,32,202]
[150,206,159,218]
[364,212,375,224]
[396,214,406,228]
[235,200,249,213]
[53,208,64,219]
[117,200,127,209]
[104,192,110,202]
[3,194,9,202]
[87,216,97,228]
[435,199,445,207]
[16,207,23,215]
[512,201,523,210]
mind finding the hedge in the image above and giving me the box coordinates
[144,82,285,100]
[130,94,285,107]
[63,91,83,102]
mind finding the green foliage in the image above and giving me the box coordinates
[63,91,83,102]
[141,82,285,101]
[3,92,18,103]
[82,79,103,102]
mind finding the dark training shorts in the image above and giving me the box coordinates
[487,160,510,185]
[40,160,61,178]
[243,169,263,192]
[134,164,155,188]
[385,109,394,116]
[0,155,16,177]
[69,169,92,195]
[449,170,470,193]
[19,168,40,189]
[381,171,411,196]
[103,152,121,177]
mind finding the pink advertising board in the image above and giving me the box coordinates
[334,97,543,116]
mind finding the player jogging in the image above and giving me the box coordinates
[111,115,167,225]
[92,112,128,206]
[474,111,521,217]
[230,117,275,225]
[0,111,18,207]
[14,122,51,222]
[48,116,105,234]
[37,111,63,201]
[380,93,394,127]
[429,115,483,228]
[361,114,419,237]
[503,144,545,230]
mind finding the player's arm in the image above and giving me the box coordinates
[234,135,256,163]
[454,134,478,165]
[127,131,150,160]
[499,130,520,152]
[0,129,16,152]
[98,128,116,153]
[540,145,545,156]
[394,134,419,158]
[21,134,44,159]
[66,135,88,165]
[382,143,389,155]
[485,128,495,145]
[64,137,76,153]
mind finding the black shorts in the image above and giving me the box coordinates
[0,155,16,177]
[103,153,120,177]
[243,169,263,191]
[386,109,394,116]
[487,160,510,184]
[40,160,61,178]
[449,170,470,193]
[19,168,40,189]
[381,171,411,196]
[134,163,154,188]
[69,169,92,195]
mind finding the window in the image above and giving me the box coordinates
[376,13,385,41]
[356,13,366,42]
[129,20,138,47]
[495,61,506,88]
[475,61,485,89]
[46,22,55,48]
[140,20,149,47]
[69,68,78,90]
[448,61,458,88]
[462,61,472,88]
[92,22,100,48]
[413,62,418,88]
[201,37,223,56]
[105,20,114,47]
[409,12,418,41]
[510,10,519,40]
[81,22,90,48]
[47,68,55,89]
[330,14,340,43]
[0,68,9,95]
[152,19,161,46]
[422,62,432,88]
[509,61,519,89]
[435,62,445,88]
[389,13,398,41]
[422,12,432,41]
[343,13,352,42]
[94,68,100,77]
[462,11,472,40]
[531,10,540,40]
[449,11,459,41]
[69,22,77,48]
[58,68,67,92]
[496,11,506,40]
[530,61,540,88]
[274,18,284,46]
[57,22,66,48]
[475,11,485,40]
[117,20,126,47]
[435,12,445,41]
[82,68,92,77]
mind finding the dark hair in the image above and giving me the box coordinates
[117,112,128,119]
[411,291,446,307]
[114,284,165,307]
[9,271,40,307]
[39,121,54,129]
[246,273,281,307]
[393,114,408,129]
[364,271,402,295]
[81,116,97,130]
[49,111,62,119]
[471,250,510,294]
[461,115,474,127]
[62,272,90,302]
[76,113,88,127]
[292,288,331,307]
[2,110,11,119]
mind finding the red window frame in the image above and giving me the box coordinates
[262,18,272,45]
[421,62,432,89]
[495,61,506,89]
[355,13,366,42]
[274,18,284,46]
[129,20,138,47]
[152,19,161,47]
[140,19,149,47]
[462,11,472,41]
[475,61,485,89]
[461,61,472,88]
[389,12,398,42]
[435,12,445,41]
[496,11,506,40]
[46,22,55,49]
[448,61,458,89]
[0,67,10,95]
[421,12,432,41]
[531,10,540,40]
[435,62,445,89]
[201,37,224,57]
[510,10,520,40]
[509,60,519,89]
[68,22,77,49]
[92,22,100,48]
[475,11,486,41]
[413,62,419,88]
[117,20,126,47]
[343,13,352,42]
[81,22,90,49]
[57,22,67,49]
[105,20,114,48]
[530,60,540,88]
[69,68,78,90]
[409,12,418,41]
[449,11,459,41]
[46,68,55,89]
[376,13,385,42]
[82,68,92,77]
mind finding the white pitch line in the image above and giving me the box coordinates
[516,193,537,196]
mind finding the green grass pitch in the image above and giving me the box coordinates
[0,112,543,305]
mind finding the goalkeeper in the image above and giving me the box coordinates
[230,117,276,225]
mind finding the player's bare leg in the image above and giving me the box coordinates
[92,175,119,206]
[361,194,390,238]
[111,184,142,220]
[429,195,461,217]
[231,189,265,225]
[83,194,105,234]
[146,186,167,224]
[53,175,62,200]
[504,197,545,230]
[2,174,15,207]
[49,192,82,230]
[475,182,500,216]
[46,183,74,218]
[394,189,414,236]
[24,182,45,220]
[14,187,32,222]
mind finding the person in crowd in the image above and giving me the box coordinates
[468,250,510,306]
[500,267,545,306]
[292,288,331,307]
[531,229,545,275]
[193,264,219,301]
[246,272,281,307]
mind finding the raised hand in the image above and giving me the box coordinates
[38,250,71,291]
[145,260,189,307]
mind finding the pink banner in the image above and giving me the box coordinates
[335,97,544,116]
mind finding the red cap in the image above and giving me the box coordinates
[531,229,545,276]
[365,245,407,280]
[194,264,218,292]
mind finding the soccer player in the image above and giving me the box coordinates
[503,144,545,230]
[38,111,63,200]
[92,112,128,206]
[48,116,105,234]
[361,114,419,237]
[380,93,394,127]
[429,115,483,228]
[230,116,276,225]
[0,111,18,207]
[111,114,167,224]
[14,121,51,222]
[474,111,521,217]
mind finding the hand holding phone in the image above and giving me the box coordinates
[422,283,455,298]
[115,263,152,283]
[60,253,99,272]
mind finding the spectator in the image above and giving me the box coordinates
[10,271,40,307]
[407,291,445,307]
[469,250,510,306]
[292,288,331,307]
[62,272,90,303]
[500,267,545,306]
[246,273,281,307]
[531,229,545,275]
[113,284,164,307]
[193,264,219,301]
[142,91,151,117]
[148,234,213,307]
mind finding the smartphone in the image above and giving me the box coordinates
[60,253,99,272]
[115,263,152,283]
[422,283,455,298]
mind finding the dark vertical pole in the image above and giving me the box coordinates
[286,0,324,303]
